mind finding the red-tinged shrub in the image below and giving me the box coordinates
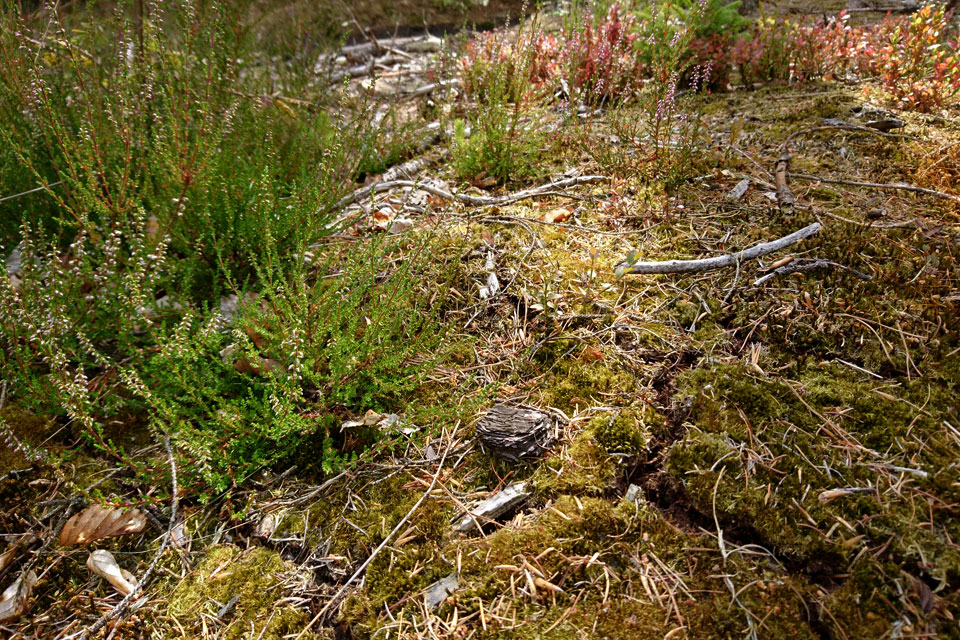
[866,6,960,111]
[688,34,735,89]
[729,6,959,111]
[562,4,643,102]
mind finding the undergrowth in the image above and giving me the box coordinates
[0,1,447,499]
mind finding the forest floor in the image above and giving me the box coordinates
[2,1,959,639]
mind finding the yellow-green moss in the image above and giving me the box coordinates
[168,545,320,640]
[533,430,617,497]
[0,405,56,475]
[588,409,650,455]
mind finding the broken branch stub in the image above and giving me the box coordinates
[477,404,555,462]
[775,152,795,215]
[453,481,531,534]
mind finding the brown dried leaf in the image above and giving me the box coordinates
[59,505,147,547]
[581,346,604,362]
[542,208,572,224]
[0,547,17,574]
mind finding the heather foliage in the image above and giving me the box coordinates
[459,3,959,113]
[0,2,444,497]
[453,20,556,183]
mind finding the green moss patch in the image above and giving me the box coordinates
[168,545,319,640]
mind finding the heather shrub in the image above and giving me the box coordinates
[0,1,445,497]
[562,3,642,104]
[0,2,422,293]
[453,20,555,183]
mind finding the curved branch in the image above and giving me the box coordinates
[617,223,822,276]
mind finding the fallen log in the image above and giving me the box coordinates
[616,222,822,276]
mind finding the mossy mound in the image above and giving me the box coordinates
[668,359,960,592]
[167,545,321,640]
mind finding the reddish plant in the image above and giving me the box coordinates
[561,4,643,102]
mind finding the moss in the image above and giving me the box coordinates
[669,359,960,584]
[532,429,617,497]
[0,405,56,476]
[168,545,320,640]
[536,357,637,412]
[588,408,651,456]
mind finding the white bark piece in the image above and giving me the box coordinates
[423,573,459,610]
[453,482,531,534]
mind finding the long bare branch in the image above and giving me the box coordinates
[617,223,822,275]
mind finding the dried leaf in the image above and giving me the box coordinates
[171,520,190,550]
[145,216,160,240]
[767,255,794,270]
[0,546,17,574]
[254,513,276,539]
[581,346,604,362]
[0,570,37,622]
[59,505,147,547]
[87,550,137,596]
[542,208,572,224]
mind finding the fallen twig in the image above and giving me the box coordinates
[617,223,822,275]
[753,257,872,285]
[787,173,960,205]
[780,123,910,149]
[335,175,609,211]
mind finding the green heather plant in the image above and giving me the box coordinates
[452,20,555,184]
[0,1,445,498]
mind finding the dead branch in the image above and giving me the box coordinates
[753,257,872,285]
[335,175,609,211]
[780,123,910,150]
[775,152,795,214]
[617,223,822,276]
[787,173,960,205]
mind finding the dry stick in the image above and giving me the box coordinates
[295,425,457,639]
[787,173,960,205]
[618,222,822,275]
[780,124,909,150]
[335,175,609,211]
[753,257,872,285]
[775,152,795,215]
[69,436,179,640]
[0,181,64,204]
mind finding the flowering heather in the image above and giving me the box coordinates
[562,3,642,102]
